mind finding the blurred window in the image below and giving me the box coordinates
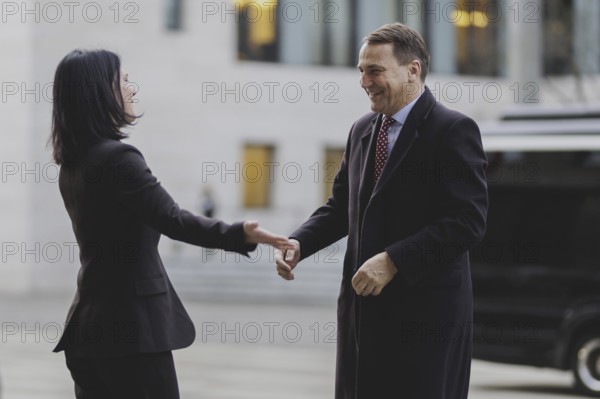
[322,148,345,203]
[543,0,573,75]
[237,0,279,62]
[165,0,183,31]
[544,0,600,76]
[242,144,275,208]
[452,0,502,76]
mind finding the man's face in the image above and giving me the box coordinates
[357,43,419,116]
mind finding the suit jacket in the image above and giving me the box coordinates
[54,139,254,357]
[291,87,488,399]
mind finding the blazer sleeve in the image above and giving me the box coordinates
[385,116,488,285]
[290,128,352,260]
[107,143,255,255]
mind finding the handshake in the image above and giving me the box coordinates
[243,221,397,297]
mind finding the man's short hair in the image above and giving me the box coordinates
[364,22,431,82]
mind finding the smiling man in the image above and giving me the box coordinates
[275,23,488,398]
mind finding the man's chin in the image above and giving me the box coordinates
[369,102,382,113]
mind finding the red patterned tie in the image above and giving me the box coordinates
[374,116,395,183]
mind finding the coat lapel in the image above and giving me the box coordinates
[358,114,380,216]
[371,87,437,199]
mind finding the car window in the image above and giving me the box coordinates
[474,150,600,269]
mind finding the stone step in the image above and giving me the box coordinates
[166,246,344,305]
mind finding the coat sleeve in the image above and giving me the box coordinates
[385,116,488,285]
[107,143,255,255]
[290,127,353,260]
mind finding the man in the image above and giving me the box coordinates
[275,23,488,399]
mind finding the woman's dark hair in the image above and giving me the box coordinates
[50,49,137,164]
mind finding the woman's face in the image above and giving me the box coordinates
[119,69,136,122]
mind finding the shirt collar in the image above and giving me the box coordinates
[388,89,424,125]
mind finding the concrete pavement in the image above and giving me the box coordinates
[0,293,588,399]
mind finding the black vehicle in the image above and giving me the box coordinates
[472,107,600,396]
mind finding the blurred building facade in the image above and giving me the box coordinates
[1,0,599,294]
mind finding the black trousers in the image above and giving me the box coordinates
[65,351,180,399]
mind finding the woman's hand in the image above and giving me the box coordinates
[243,221,292,250]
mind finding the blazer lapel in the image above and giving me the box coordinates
[371,87,437,199]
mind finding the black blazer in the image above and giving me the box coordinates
[291,87,488,398]
[53,139,254,357]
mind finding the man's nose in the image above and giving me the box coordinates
[360,74,371,89]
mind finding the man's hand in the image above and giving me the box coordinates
[275,239,301,280]
[352,252,397,296]
[243,221,292,250]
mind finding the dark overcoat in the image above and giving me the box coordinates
[291,87,488,399]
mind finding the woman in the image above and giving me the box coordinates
[49,49,289,399]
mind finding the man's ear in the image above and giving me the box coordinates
[408,60,421,82]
